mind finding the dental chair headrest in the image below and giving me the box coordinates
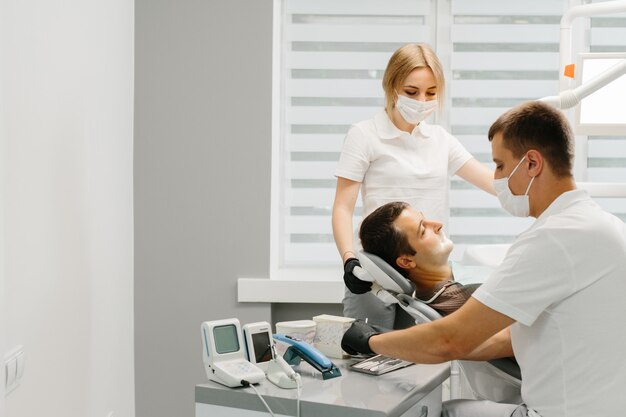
[357,251,416,295]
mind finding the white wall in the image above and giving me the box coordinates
[0,1,6,411]
[1,1,135,416]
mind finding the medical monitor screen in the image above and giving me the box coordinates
[213,324,240,354]
[576,53,626,136]
[251,332,273,363]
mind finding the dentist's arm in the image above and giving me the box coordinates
[367,298,514,364]
[464,327,514,361]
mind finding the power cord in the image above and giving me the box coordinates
[295,373,302,417]
[242,373,303,417]
[242,380,276,417]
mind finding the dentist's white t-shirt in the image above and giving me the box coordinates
[473,189,626,417]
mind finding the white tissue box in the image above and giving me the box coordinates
[312,314,355,359]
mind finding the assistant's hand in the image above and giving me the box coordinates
[343,257,372,294]
[341,320,384,356]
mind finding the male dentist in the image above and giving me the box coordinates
[342,101,626,417]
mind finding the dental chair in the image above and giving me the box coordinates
[353,251,522,404]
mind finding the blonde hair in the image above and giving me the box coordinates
[382,43,445,114]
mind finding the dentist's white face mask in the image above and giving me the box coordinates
[395,94,438,124]
[493,156,535,217]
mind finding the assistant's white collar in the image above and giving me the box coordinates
[374,110,432,140]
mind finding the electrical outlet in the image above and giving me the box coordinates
[4,345,24,396]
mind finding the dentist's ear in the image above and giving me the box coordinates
[526,149,543,177]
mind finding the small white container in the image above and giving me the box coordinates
[312,314,355,359]
[274,320,317,355]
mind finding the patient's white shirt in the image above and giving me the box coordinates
[473,189,626,417]
[335,110,471,226]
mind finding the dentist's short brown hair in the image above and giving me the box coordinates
[488,101,574,178]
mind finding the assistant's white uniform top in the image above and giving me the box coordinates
[473,190,626,417]
[335,110,472,226]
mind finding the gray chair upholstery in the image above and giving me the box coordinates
[357,251,522,404]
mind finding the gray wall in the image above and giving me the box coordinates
[135,1,273,416]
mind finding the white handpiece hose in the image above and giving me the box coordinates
[273,354,297,380]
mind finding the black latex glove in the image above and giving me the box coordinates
[341,320,382,356]
[343,257,372,294]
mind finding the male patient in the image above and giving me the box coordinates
[351,201,481,317]
[342,101,626,417]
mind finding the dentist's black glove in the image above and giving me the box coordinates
[343,257,372,294]
[341,320,386,356]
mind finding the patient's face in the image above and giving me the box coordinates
[394,207,453,268]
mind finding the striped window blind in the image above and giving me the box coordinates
[276,0,626,269]
[447,0,567,257]
[586,1,626,221]
[279,0,433,266]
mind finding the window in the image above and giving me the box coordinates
[272,0,433,269]
[585,4,626,220]
[446,0,567,256]
[272,0,626,273]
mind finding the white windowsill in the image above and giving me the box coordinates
[239,244,512,303]
[238,266,344,303]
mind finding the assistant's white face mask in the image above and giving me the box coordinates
[493,156,535,217]
[395,94,437,125]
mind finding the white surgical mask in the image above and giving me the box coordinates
[493,156,535,217]
[395,94,438,124]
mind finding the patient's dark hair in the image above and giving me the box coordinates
[359,202,416,278]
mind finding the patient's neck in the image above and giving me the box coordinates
[408,263,452,293]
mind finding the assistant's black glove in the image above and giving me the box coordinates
[341,320,385,356]
[343,257,372,294]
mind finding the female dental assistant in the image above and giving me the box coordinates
[332,43,495,328]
